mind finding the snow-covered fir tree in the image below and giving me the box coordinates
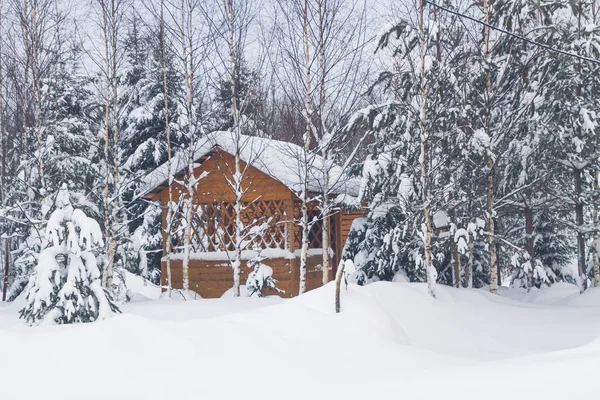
[343,2,483,287]
[20,184,118,325]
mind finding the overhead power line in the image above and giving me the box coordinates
[424,0,600,65]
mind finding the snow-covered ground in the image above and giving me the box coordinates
[1,279,600,400]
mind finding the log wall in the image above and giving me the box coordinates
[161,254,324,298]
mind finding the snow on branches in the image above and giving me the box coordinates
[20,184,119,325]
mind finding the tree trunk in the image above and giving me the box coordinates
[31,1,46,207]
[2,239,9,302]
[180,0,198,293]
[466,236,474,289]
[483,0,498,294]
[575,168,587,291]
[419,0,435,298]
[335,260,345,313]
[322,205,330,284]
[594,0,600,289]
[525,205,534,291]
[160,0,173,298]
[594,169,600,287]
[108,0,121,291]
[452,240,461,288]
[317,0,330,286]
[223,0,244,297]
[100,0,113,289]
[0,3,6,302]
[299,0,312,295]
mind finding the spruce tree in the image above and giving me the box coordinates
[20,184,118,325]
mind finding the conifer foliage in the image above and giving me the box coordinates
[19,185,118,325]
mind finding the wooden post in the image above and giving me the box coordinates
[335,260,345,313]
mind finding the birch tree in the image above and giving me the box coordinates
[313,0,369,285]
[96,0,127,294]
[160,0,174,297]
[418,0,436,297]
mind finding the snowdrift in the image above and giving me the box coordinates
[1,281,600,400]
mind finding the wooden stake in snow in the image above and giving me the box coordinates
[335,260,345,313]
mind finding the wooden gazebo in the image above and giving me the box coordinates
[141,132,364,298]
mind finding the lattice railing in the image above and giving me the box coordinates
[292,201,333,250]
[171,200,290,252]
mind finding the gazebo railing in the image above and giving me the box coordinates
[170,200,290,253]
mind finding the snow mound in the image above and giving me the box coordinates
[159,289,202,301]
[566,285,600,307]
[3,281,600,399]
[123,270,161,300]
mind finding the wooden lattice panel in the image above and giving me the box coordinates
[292,201,327,250]
[170,200,290,252]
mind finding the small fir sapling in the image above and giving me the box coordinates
[246,252,282,297]
[19,184,119,325]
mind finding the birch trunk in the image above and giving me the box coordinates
[160,0,173,298]
[100,0,113,288]
[108,0,121,290]
[0,9,6,301]
[299,0,312,295]
[180,0,197,292]
[2,239,8,302]
[21,0,30,183]
[525,205,534,292]
[224,0,244,297]
[466,236,473,289]
[452,241,461,288]
[575,168,586,291]
[483,0,498,294]
[318,0,330,285]
[419,0,435,298]
[31,1,46,206]
[574,0,587,293]
[594,1,600,288]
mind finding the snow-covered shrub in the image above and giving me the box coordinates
[246,262,282,298]
[19,184,119,325]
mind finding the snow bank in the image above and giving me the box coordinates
[123,270,161,300]
[2,282,600,399]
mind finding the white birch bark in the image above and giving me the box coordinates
[223,0,244,297]
[99,0,113,288]
[467,234,474,289]
[483,0,498,295]
[299,0,312,295]
[419,0,435,298]
[160,0,173,298]
[0,0,7,301]
[592,0,599,288]
[318,0,330,285]
[594,164,599,287]
[108,0,122,291]
[30,1,47,207]
[180,0,198,292]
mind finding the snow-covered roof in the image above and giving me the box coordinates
[139,131,360,199]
